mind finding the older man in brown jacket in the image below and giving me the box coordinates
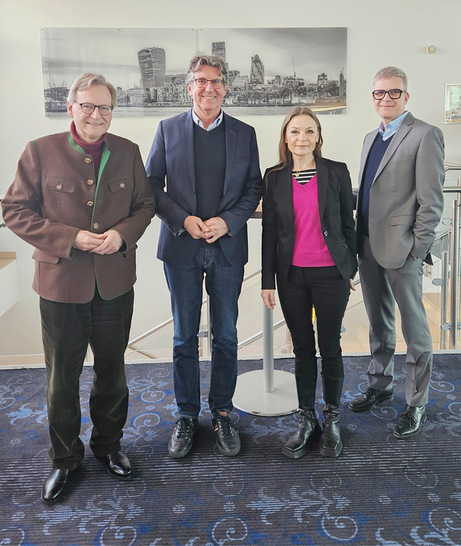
[2,73,155,503]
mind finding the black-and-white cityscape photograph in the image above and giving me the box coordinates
[41,27,347,117]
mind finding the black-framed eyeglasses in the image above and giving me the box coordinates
[192,78,225,89]
[372,89,405,100]
[78,103,114,116]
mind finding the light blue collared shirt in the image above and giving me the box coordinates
[191,109,224,131]
[378,110,410,141]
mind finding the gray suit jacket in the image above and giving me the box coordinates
[357,112,445,269]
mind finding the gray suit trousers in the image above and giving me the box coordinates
[359,236,432,406]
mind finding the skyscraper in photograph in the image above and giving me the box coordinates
[138,47,166,90]
[212,41,226,61]
[250,54,264,84]
[339,69,346,96]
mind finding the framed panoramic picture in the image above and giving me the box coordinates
[445,84,461,124]
[40,27,347,117]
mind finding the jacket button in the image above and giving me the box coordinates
[323,230,328,236]
[56,183,63,190]
[87,179,94,186]
[93,222,99,230]
[120,182,125,188]
[84,157,92,164]
[87,201,94,207]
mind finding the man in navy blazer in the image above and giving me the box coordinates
[349,67,445,438]
[146,54,262,458]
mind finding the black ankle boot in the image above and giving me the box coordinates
[282,409,321,459]
[320,405,342,457]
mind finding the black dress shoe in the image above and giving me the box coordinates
[282,409,321,459]
[41,469,69,503]
[348,387,394,412]
[168,417,198,458]
[212,412,241,457]
[97,451,132,478]
[394,405,427,439]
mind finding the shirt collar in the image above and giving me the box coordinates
[191,109,224,131]
[378,111,410,141]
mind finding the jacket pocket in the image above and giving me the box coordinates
[45,177,76,194]
[32,249,60,264]
[391,215,414,226]
[108,178,133,193]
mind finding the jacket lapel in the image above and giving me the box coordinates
[278,163,295,228]
[358,129,378,186]
[373,113,414,182]
[223,113,236,195]
[183,111,196,186]
[315,156,329,219]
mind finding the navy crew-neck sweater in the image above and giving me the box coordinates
[193,120,226,223]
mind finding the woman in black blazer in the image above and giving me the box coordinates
[261,106,357,458]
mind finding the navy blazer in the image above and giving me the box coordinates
[262,156,357,289]
[146,110,262,265]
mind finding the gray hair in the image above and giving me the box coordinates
[185,54,228,85]
[373,66,408,91]
[67,73,117,106]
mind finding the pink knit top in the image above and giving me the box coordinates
[291,174,335,267]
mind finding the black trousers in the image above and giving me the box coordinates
[277,266,350,410]
[40,287,134,469]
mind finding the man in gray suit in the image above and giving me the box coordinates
[349,67,445,438]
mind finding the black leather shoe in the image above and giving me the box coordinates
[41,469,69,503]
[212,413,241,456]
[168,417,198,458]
[348,387,394,412]
[394,405,427,439]
[97,451,132,478]
[282,409,321,459]
[319,406,343,457]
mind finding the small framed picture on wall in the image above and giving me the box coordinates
[445,84,461,124]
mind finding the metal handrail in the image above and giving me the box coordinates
[129,179,461,356]
[439,178,461,348]
[127,267,262,351]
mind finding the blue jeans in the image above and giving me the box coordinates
[164,243,244,417]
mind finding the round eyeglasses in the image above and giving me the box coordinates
[192,78,225,89]
[372,89,405,100]
[78,103,114,116]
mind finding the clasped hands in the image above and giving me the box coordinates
[74,229,123,255]
[184,215,229,243]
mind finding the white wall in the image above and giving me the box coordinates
[1,0,460,361]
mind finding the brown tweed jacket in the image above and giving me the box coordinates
[2,131,155,303]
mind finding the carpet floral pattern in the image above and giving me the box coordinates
[1,355,460,545]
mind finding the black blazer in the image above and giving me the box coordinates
[261,155,357,289]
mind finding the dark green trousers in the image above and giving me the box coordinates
[40,287,133,470]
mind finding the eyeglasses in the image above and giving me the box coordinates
[372,89,405,100]
[192,78,225,89]
[78,103,114,116]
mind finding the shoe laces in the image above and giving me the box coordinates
[175,417,194,438]
[214,414,233,436]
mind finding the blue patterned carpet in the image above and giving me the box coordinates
[1,354,461,546]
